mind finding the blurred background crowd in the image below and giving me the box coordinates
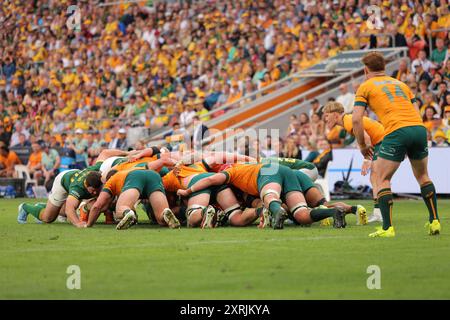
[0,0,449,186]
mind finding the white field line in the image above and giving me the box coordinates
[2,235,358,254]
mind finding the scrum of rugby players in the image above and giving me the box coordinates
[18,145,368,230]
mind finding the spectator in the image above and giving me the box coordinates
[41,142,60,189]
[180,102,196,128]
[298,134,311,153]
[71,129,89,169]
[260,135,278,158]
[443,106,450,131]
[0,118,13,146]
[191,116,209,151]
[312,138,333,178]
[281,137,302,160]
[308,99,323,118]
[194,98,210,122]
[115,128,128,150]
[412,50,436,75]
[420,92,441,116]
[27,142,43,181]
[11,133,31,148]
[423,106,438,131]
[336,83,355,114]
[0,145,21,177]
[286,114,298,136]
[388,23,407,48]
[310,113,325,138]
[431,38,448,67]
[391,58,410,82]
[429,114,446,137]
[433,130,449,147]
[9,122,30,147]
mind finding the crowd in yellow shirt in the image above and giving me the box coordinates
[0,0,448,154]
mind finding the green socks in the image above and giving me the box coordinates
[420,181,439,223]
[377,189,393,230]
[255,206,264,217]
[310,208,337,222]
[24,203,46,220]
[268,201,282,215]
[374,198,379,210]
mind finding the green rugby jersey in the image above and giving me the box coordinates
[68,162,102,200]
[261,157,316,170]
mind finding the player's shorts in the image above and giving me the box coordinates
[293,170,316,194]
[378,125,428,162]
[48,169,78,207]
[188,173,229,198]
[99,157,125,173]
[299,166,319,181]
[372,142,381,161]
[122,170,165,199]
[257,164,301,196]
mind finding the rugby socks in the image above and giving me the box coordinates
[310,208,336,222]
[23,203,45,220]
[268,201,282,215]
[255,206,264,217]
[373,198,379,210]
[420,181,439,223]
[377,188,393,230]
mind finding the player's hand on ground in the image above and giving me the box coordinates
[361,159,371,176]
[75,221,87,228]
[177,189,189,197]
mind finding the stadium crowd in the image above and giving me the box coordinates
[0,0,449,186]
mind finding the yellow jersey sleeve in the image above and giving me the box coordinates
[342,114,354,134]
[354,82,369,108]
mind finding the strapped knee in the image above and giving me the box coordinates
[290,202,308,217]
[186,205,207,218]
[261,189,280,202]
[223,204,241,221]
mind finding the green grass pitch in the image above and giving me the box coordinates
[0,198,449,299]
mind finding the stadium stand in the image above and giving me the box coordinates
[0,0,449,189]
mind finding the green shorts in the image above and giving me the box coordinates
[188,173,228,199]
[122,170,165,199]
[293,170,315,193]
[257,164,301,196]
[378,126,428,162]
[372,142,381,161]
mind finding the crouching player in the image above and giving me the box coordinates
[163,161,261,228]
[292,170,366,226]
[323,101,384,223]
[177,163,346,230]
[88,168,180,230]
[17,168,103,228]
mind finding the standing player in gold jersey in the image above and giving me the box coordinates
[352,52,441,237]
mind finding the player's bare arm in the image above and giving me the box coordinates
[65,195,85,228]
[87,192,113,227]
[97,149,130,162]
[146,158,177,172]
[177,173,227,197]
[352,106,373,159]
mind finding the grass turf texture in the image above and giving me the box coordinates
[0,198,449,300]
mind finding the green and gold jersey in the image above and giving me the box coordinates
[68,162,103,200]
[261,157,316,170]
[60,170,81,192]
[112,157,127,167]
